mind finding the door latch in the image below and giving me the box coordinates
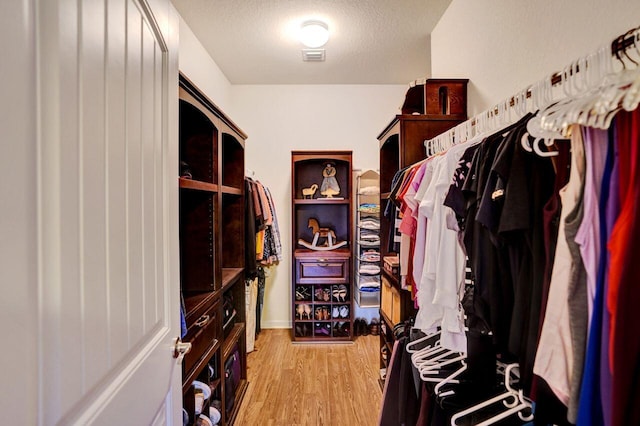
[173,337,192,362]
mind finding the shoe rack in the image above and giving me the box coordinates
[291,151,353,341]
[377,79,467,387]
[179,74,248,425]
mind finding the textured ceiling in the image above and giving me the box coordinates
[172,0,452,84]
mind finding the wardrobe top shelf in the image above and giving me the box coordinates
[222,268,244,292]
[221,185,243,195]
[179,178,218,192]
[377,113,468,140]
[294,198,349,205]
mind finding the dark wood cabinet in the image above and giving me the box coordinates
[291,151,353,341]
[377,79,468,385]
[179,74,248,425]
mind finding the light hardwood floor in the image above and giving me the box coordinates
[234,329,382,426]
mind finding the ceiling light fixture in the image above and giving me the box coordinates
[299,20,329,48]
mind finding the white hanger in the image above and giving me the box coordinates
[418,352,466,377]
[411,342,448,367]
[450,363,534,426]
[433,361,467,397]
[405,329,440,353]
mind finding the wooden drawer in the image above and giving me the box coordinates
[381,275,400,324]
[183,297,221,378]
[296,257,349,284]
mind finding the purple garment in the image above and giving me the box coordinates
[577,124,619,426]
[575,127,608,328]
[601,125,619,426]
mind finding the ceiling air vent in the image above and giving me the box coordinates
[302,49,326,62]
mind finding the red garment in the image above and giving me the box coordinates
[607,109,639,368]
[397,165,419,291]
[610,108,640,426]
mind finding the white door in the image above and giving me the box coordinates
[34,0,181,424]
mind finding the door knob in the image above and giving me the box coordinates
[173,337,192,362]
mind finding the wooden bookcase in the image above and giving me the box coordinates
[377,79,468,386]
[179,74,248,425]
[291,151,353,342]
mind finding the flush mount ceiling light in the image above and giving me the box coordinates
[299,20,329,48]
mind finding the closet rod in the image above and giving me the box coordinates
[424,24,640,151]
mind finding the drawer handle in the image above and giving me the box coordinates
[195,314,210,328]
[316,262,329,267]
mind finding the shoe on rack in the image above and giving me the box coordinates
[332,285,340,302]
[332,306,339,318]
[339,305,349,319]
[338,284,348,302]
[303,304,311,320]
[296,304,304,320]
[340,321,350,337]
[323,287,331,302]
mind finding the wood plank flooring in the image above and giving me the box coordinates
[234,329,382,426]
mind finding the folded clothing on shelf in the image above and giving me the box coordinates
[359,218,380,230]
[358,275,381,289]
[359,263,381,275]
[359,229,380,241]
[360,250,380,262]
[358,203,380,214]
[358,186,380,195]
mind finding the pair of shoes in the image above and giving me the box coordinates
[314,287,331,302]
[315,323,331,336]
[315,306,330,320]
[331,285,348,302]
[369,318,380,335]
[295,286,310,301]
[354,318,370,336]
[295,323,311,337]
[297,304,312,320]
[333,321,350,337]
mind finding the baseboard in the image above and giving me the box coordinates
[260,320,291,329]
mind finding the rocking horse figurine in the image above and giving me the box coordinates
[298,218,347,251]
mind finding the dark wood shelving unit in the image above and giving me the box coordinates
[291,151,354,342]
[179,74,248,425]
[377,79,468,386]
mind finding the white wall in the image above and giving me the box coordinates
[431,0,640,116]
[177,17,406,328]
[230,85,406,328]
[178,16,233,113]
[1,0,37,424]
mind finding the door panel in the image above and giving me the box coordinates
[37,0,179,424]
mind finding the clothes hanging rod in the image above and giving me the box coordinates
[508,25,639,111]
[424,24,640,151]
